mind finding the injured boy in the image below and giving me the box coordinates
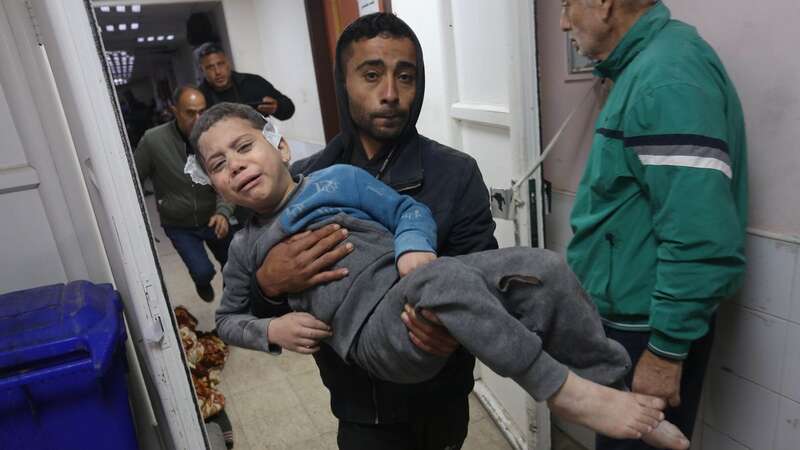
[189,102,689,449]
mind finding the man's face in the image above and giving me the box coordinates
[344,36,417,144]
[198,117,291,214]
[201,52,232,91]
[560,0,611,60]
[173,90,206,137]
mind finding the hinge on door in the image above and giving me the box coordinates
[142,278,168,347]
[24,1,44,46]
[490,188,516,220]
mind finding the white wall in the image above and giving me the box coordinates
[221,0,325,145]
[251,0,325,145]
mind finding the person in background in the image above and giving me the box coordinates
[134,85,234,303]
[560,1,748,448]
[197,42,295,121]
[197,42,295,226]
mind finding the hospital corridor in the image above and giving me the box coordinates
[0,1,798,450]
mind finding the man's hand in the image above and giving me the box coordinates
[208,214,229,239]
[256,96,279,116]
[632,349,683,407]
[397,252,437,277]
[267,312,332,354]
[401,305,459,357]
[256,224,353,298]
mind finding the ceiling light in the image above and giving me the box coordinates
[131,22,139,30]
[99,6,110,12]
[105,50,135,86]
[137,37,144,43]
[105,25,114,32]
[156,35,164,41]
[118,23,127,31]
[131,4,141,13]
[166,35,174,41]
[116,5,125,13]
[146,36,154,42]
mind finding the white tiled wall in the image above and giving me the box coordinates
[546,191,800,450]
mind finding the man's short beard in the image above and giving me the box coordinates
[349,101,408,142]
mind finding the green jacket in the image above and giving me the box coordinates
[566,3,747,360]
[134,121,233,227]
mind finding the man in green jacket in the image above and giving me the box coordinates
[561,0,747,447]
[135,86,234,302]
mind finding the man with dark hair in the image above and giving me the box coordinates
[197,43,295,121]
[135,85,234,303]
[243,13,497,450]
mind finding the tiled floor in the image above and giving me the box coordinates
[145,196,513,450]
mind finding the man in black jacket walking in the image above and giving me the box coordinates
[197,43,295,121]
[246,13,497,450]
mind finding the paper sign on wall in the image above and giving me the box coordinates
[358,0,380,16]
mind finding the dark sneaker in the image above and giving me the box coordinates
[197,284,215,303]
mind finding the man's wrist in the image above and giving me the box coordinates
[254,266,282,298]
[648,330,690,361]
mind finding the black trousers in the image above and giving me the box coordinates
[336,394,469,450]
[595,321,715,450]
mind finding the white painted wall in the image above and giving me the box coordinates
[251,0,325,145]
[536,1,800,449]
[221,0,325,145]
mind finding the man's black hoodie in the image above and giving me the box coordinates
[287,16,498,424]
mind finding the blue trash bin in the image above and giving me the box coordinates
[0,281,139,450]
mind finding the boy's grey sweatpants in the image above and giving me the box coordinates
[350,248,631,401]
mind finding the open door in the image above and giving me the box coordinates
[418,1,548,448]
[18,1,208,448]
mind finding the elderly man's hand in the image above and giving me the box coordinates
[632,349,683,407]
[208,214,229,239]
[256,224,353,298]
[257,96,279,116]
[401,305,459,357]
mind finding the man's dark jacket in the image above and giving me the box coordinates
[199,71,295,121]
[254,23,498,424]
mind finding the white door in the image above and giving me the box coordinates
[15,1,209,448]
[399,1,547,448]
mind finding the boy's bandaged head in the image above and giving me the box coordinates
[185,116,284,186]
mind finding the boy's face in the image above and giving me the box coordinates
[198,117,292,214]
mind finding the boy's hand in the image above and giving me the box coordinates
[267,312,332,354]
[256,224,353,298]
[397,252,437,277]
[208,214,229,238]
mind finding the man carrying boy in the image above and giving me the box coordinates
[191,102,689,450]
[243,14,497,449]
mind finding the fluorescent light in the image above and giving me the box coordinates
[131,4,141,13]
[137,37,144,43]
[99,6,110,12]
[131,22,139,30]
[146,36,154,42]
[116,5,125,13]
[156,35,164,41]
[166,35,174,41]
[105,25,114,32]
[105,50,135,86]
[118,23,127,31]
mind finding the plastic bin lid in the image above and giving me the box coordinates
[0,280,124,379]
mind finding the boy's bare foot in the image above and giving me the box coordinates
[547,372,665,440]
[643,420,690,450]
